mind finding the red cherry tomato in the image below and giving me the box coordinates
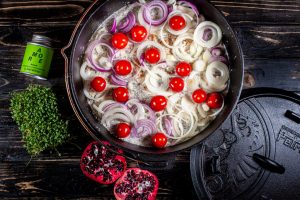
[113,87,129,103]
[152,132,167,148]
[175,62,192,77]
[114,60,132,76]
[130,25,148,42]
[150,95,167,112]
[91,77,106,92]
[169,77,184,92]
[169,15,186,31]
[111,33,128,49]
[116,123,131,138]
[207,93,223,109]
[192,89,207,104]
[144,47,160,64]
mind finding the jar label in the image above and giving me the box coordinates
[20,44,54,78]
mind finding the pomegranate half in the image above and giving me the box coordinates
[114,168,159,200]
[80,141,127,184]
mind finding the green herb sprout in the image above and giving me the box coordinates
[10,85,70,156]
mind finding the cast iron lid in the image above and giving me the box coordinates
[190,88,300,200]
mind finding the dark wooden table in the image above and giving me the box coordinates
[0,0,299,199]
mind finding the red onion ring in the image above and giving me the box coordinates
[110,74,128,86]
[210,47,223,56]
[118,12,136,33]
[102,102,127,112]
[142,0,168,26]
[164,117,174,136]
[177,0,199,16]
[203,28,213,41]
[110,18,117,34]
[208,55,228,64]
[85,40,115,72]
[141,103,156,122]
[131,119,156,138]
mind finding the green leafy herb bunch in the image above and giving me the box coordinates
[10,85,70,156]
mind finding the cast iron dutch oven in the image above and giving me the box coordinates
[61,0,244,166]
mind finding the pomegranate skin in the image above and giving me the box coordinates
[114,168,159,200]
[80,141,127,185]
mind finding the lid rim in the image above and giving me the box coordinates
[190,87,300,200]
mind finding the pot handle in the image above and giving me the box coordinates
[61,0,98,61]
[253,153,285,174]
[134,153,177,171]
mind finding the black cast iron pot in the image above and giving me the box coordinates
[62,0,244,167]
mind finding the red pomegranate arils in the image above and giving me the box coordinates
[80,141,127,184]
[114,168,159,200]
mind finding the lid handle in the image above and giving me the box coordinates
[285,110,300,124]
[253,153,285,174]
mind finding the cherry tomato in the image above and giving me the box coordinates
[113,87,129,103]
[152,132,167,148]
[150,95,167,112]
[192,89,207,104]
[130,25,147,42]
[169,77,184,92]
[144,47,160,64]
[207,93,223,109]
[114,60,132,76]
[169,15,186,31]
[111,33,128,49]
[91,76,106,92]
[116,123,131,138]
[175,62,192,77]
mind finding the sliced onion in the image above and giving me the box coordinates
[197,104,208,119]
[131,119,156,138]
[144,66,173,96]
[96,100,118,114]
[141,103,156,122]
[208,55,228,64]
[85,40,115,72]
[173,33,203,62]
[177,1,199,16]
[205,61,229,87]
[118,11,136,33]
[110,18,117,34]
[80,62,93,81]
[164,117,174,136]
[101,108,135,128]
[194,21,222,48]
[142,0,169,26]
[110,74,128,86]
[210,47,223,56]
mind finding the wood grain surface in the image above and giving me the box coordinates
[0,0,299,199]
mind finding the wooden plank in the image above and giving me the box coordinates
[234,26,300,59]
[212,0,300,25]
[0,161,195,199]
[0,0,299,26]
[244,59,300,90]
[0,0,92,25]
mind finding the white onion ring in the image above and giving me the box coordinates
[194,21,222,48]
[205,61,229,90]
[173,33,203,62]
[144,66,173,96]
